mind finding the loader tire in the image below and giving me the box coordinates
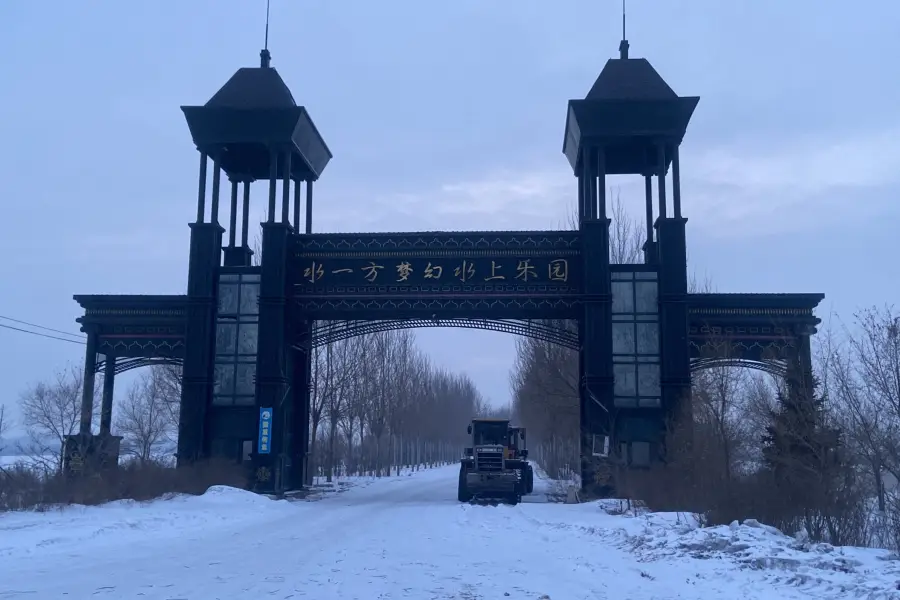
[525,464,534,495]
[457,463,472,502]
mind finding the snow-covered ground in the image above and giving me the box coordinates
[1,465,898,599]
[0,453,162,467]
[0,454,38,466]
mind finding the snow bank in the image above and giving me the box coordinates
[0,485,296,561]
[577,500,900,600]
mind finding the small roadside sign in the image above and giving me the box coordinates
[258,407,273,454]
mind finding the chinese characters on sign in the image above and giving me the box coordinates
[548,259,567,282]
[454,260,476,282]
[258,407,273,455]
[297,257,571,285]
[362,262,383,282]
[303,262,324,283]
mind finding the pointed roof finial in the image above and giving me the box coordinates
[619,0,629,59]
[260,0,272,68]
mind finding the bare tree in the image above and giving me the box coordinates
[824,306,900,529]
[363,330,395,476]
[17,365,97,474]
[338,339,370,476]
[251,216,265,266]
[608,189,645,265]
[115,371,175,463]
[149,363,182,436]
[846,307,900,474]
[308,325,351,483]
[321,333,368,481]
[385,330,418,475]
[0,405,9,452]
[564,187,644,264]
[509,326,581,477]
[740,372,781,449]
[309,327,482,481]
[691,362,750,493]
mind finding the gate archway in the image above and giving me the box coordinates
[67,40,825,497]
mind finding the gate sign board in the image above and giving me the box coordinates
[292,232,581,288]
[290,232,584,320]
[295,254,577,287]
[258,408,273,455]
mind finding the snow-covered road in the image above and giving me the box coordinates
[1,465,896,599]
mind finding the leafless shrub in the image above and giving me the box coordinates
[0,463,44,511]
[0,458,247,512]
[758,408,868,548]
[623,351,871,549]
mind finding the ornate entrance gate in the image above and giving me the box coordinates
[66,42,824,495]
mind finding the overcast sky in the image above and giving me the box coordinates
[1,0,898,434]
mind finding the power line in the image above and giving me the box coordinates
[0,322,86,345]
[0,315,85,339]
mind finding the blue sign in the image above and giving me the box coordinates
[258,407,273,455]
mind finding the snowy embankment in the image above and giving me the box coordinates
[1,465,898,599]
[660,518,898,598]
[0,485,297,561]
[523,499,900,600]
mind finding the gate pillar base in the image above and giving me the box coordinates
[580,375,616,498]
[63,433,123,477]
[222,244,254,267]
[250,460,279,495]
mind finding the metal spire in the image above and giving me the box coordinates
[260,0,272,68]
[618,0,630,59]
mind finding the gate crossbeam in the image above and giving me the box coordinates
[307,318,579,350]
[690,357,787,378]
[95,356,184,376]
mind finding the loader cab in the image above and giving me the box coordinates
[467,419,509,446]
[508,427,525,449]
[507,427,527,459]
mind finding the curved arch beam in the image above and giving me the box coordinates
[309,319,579,350]
[95,356,183,375]
[690,357,786,378]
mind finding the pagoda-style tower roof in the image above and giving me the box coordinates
[563,51,699,175]
[181,51,332,182]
